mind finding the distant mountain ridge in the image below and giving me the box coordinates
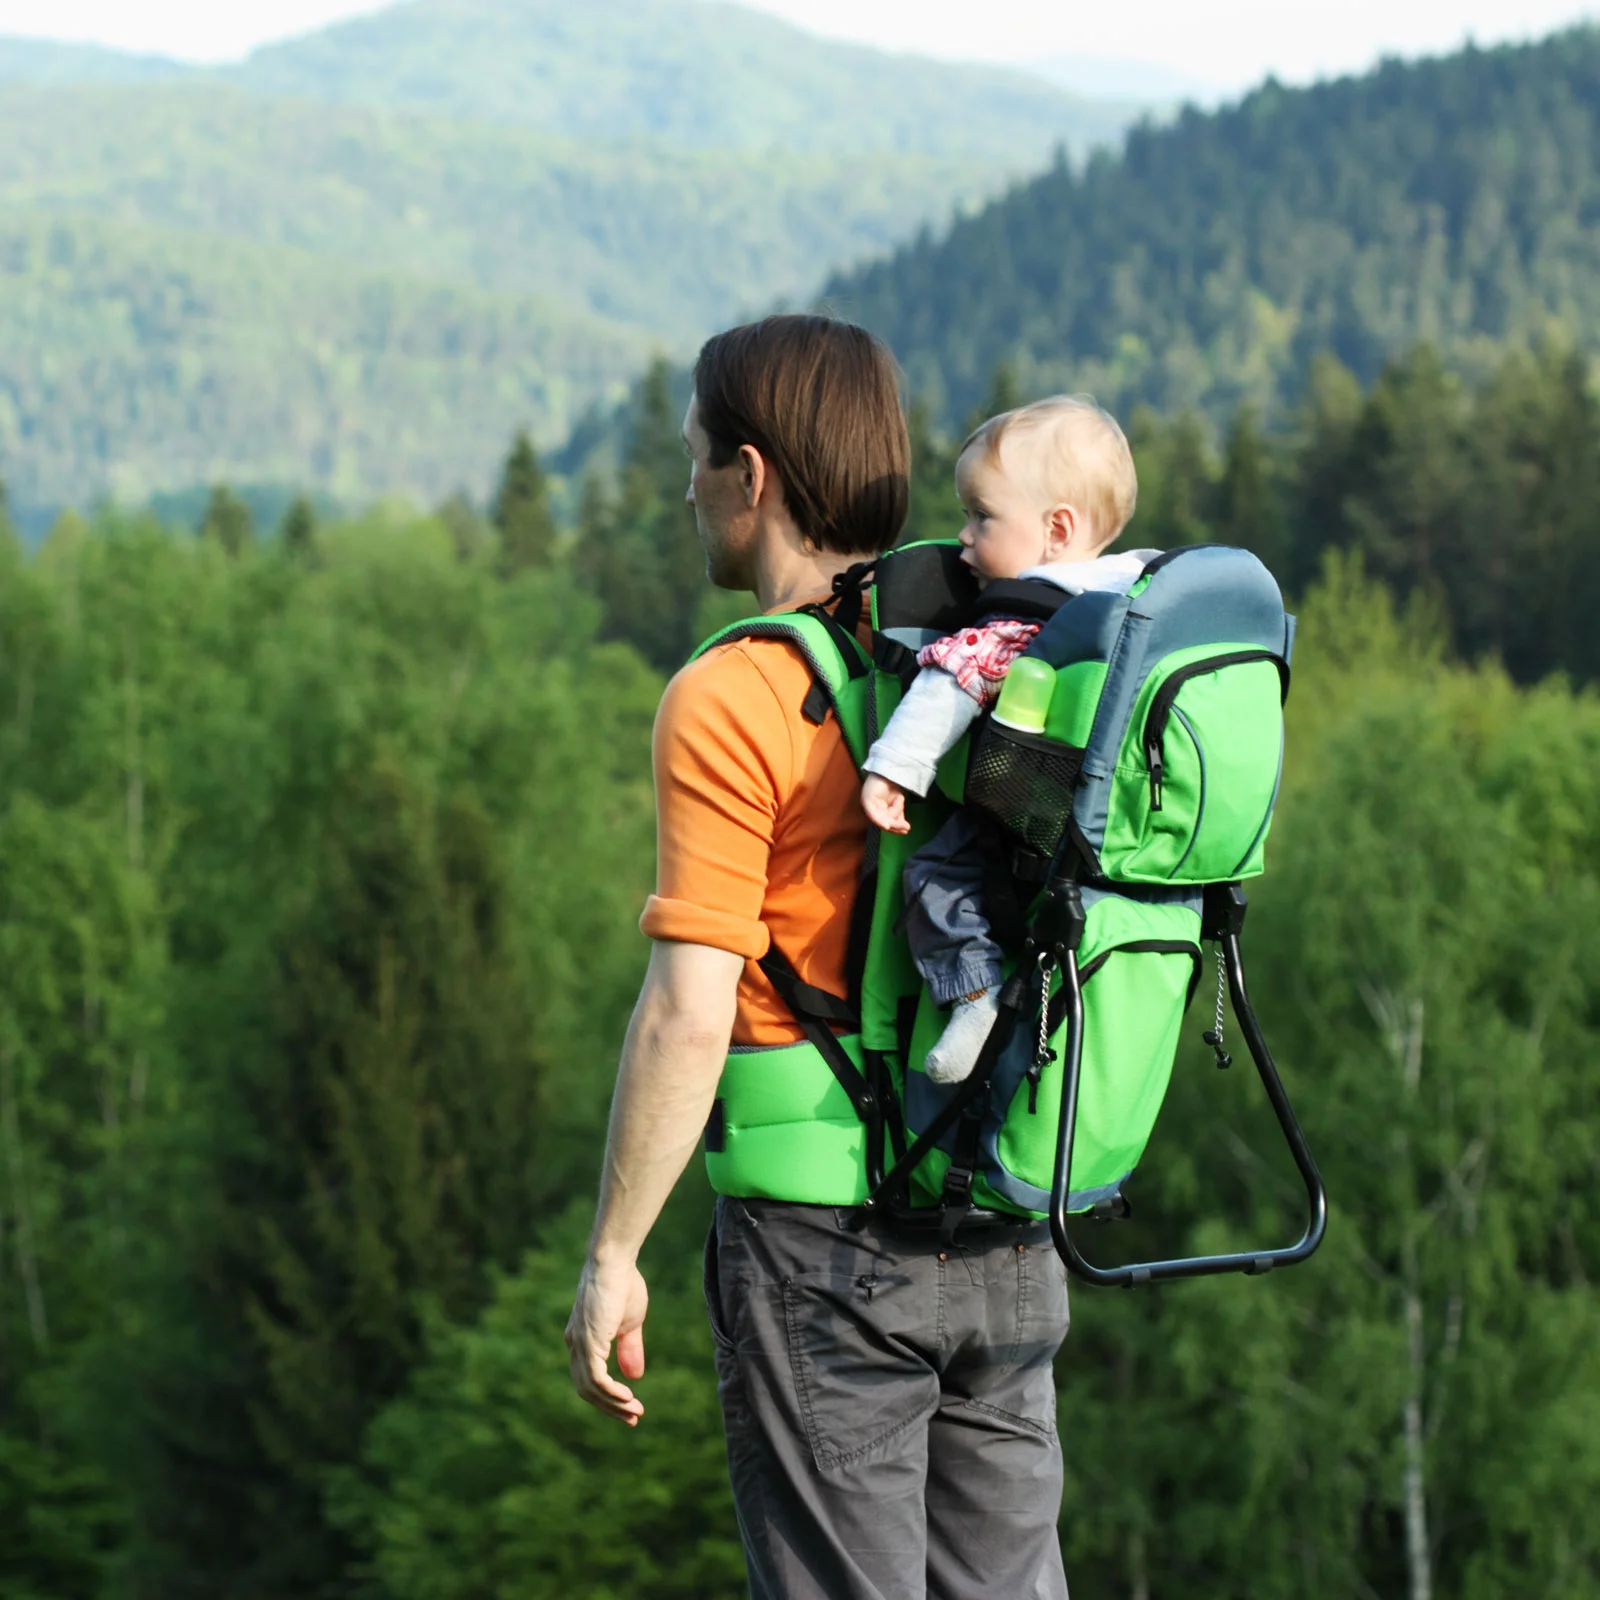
[0,0,1145,512]
[827,26,1600,427]
[0,0,1135,160]
[223,0,1137,160]
[0,36,190,86]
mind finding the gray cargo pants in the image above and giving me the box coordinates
[704,1196,1071,1600]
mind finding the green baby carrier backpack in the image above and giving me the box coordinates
[694,542,1326,1286]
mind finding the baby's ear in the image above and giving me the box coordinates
[1045,503,1083,556]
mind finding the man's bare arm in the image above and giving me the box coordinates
[565,938,743,1424]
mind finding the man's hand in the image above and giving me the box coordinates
[861,772,911,834]
[566,1256,650,1425]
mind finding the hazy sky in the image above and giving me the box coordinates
[0,0,1594,91]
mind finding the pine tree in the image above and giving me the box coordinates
[904,398,963,544]
[434,491,491,563]
[491,429,558,575]
[198,485,252,557]
[577,359,705,670]
[0,462,15,550]
[963,360,1023,434]
[279,495,318,561]
[1216,405,1288,580]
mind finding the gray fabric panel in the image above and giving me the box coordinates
[1029,588,1131,668]
[881,624,948,652]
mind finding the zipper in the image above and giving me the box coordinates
[1141,650,1288,813]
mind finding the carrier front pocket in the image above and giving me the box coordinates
[1102,647,1287,884]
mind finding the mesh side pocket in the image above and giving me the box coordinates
[964,718,1084,855]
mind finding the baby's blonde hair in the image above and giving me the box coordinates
[962,395,1138,548]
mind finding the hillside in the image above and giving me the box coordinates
[0,0,1141,513]
[0,37,188,85]
[827,27,1600,425]
[225,0,1134,160]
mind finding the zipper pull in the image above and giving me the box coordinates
[1146,741,1164,812]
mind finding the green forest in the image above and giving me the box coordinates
[3,330,1599,1597]
[831,26,1600,431]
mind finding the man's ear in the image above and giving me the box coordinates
[1044,503,1082,558]
[738,443,767,509]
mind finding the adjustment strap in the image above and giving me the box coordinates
[871,633,920,686]
[827,559,876,636]
[801,679,832,725]
[798,597,870,681]
[759,946,875,1121]
[940,1090,986,1241]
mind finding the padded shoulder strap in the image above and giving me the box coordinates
[690,611,873,767]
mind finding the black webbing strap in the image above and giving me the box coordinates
[939,1084,988,1242]
[798,566,873,684]
[871,633,920,687]
[977,820,1032,957]
[867,965,1031,1208]
[801,680,831,724]
[826,559,878,637]
[759,945,875,1121]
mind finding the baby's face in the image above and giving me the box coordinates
[954,445,1059,584]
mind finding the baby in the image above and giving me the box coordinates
[861,396,1156,1083]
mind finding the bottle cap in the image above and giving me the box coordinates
[992,657,1054,733]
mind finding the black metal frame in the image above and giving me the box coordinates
[1049,881,1327,1285]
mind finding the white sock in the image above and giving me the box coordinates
[924,989,1001,1085]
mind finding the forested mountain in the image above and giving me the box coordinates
[0,85,991,509]
[829,27,1600,426]
[226,0,1134,161]
[0,0,1136,515]
[0,38,187,86]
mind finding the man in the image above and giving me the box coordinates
[566,314,1071,1600]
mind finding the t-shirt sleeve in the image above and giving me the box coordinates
[640,645,795,958]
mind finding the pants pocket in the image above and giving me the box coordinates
[703,1224,737,1354]
[782,1269,940,1472]
[991,1243,1070,1436]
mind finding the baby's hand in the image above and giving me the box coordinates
[861,773,911,834]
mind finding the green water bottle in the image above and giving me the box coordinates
[992,657,1055,733]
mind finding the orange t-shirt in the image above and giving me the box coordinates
[640,605,866,1046]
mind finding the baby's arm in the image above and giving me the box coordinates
[861,667,986,832]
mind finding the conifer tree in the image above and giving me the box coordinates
[578,359,704,669]
[491,429,558,574]
[279,495,318,561]
[435,490,491,563]
[1216,405,1288,580]
[904,398,963,544]
[198,485,252,557]
[963,360,1023,433]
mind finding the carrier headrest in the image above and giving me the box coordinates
[873,541,980,633]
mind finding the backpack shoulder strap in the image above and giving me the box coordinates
[690,607,873,767]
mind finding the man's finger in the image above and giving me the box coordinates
[572,1345,646,1423]
[617,1324,647,1381]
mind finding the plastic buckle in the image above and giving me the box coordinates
[1202,882,1248,941]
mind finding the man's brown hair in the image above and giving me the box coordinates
[693,315,910,555]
